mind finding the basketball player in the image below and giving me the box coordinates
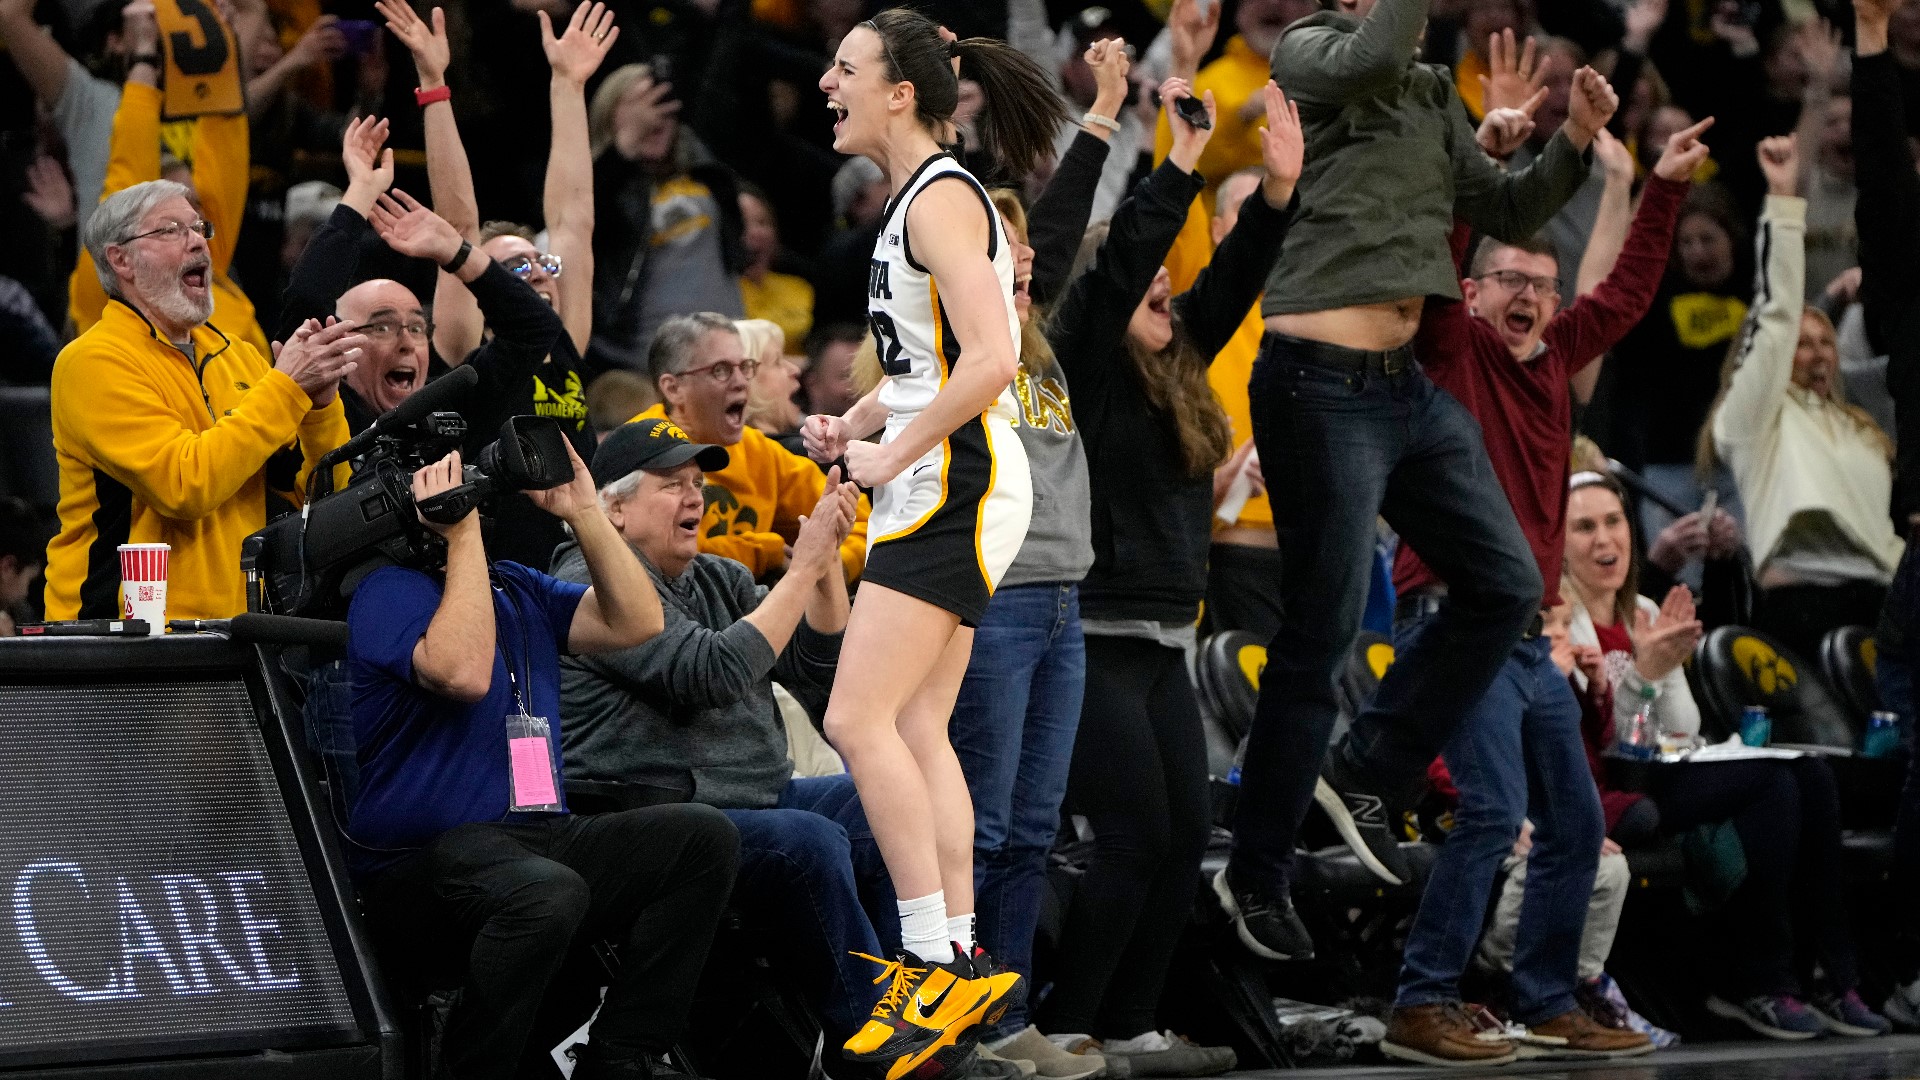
[806,10,1065,1078]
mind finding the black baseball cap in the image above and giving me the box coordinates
[590,417,730,487]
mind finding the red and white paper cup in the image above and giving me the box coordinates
[117,543,171,634]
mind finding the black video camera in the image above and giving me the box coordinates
[243,366,575,619]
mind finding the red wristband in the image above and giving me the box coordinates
[414,85,452,107]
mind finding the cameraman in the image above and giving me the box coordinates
[345,440,738,1080]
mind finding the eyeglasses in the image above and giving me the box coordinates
[1478,269,1561,299]
[121,219,215,245]
[353,318,434,341]
[502,253,564,279]
[675,358,760,383]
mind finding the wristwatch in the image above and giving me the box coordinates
[130,52,163,68]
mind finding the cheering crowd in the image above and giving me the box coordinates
[8,0,1920,1076]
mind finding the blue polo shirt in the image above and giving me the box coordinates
[345,560,587,876]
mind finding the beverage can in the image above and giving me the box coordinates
[1864,710,1902,759]
[1739,705,1772,748]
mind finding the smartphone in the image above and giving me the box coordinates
[1170,93,1212,130]
[1697,489,1718,556]
[335,18,378,55]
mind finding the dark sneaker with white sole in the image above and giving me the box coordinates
[1211,868,1313,961]
[1811,990,1891,1037]
[1705,994,1824,1040]
[1314,762,1409,886]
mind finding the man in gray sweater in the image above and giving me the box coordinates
[553,418,893,1065]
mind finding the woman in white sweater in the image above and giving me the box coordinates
[1702,135,1901,663]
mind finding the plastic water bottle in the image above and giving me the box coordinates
[1864,711,1902,759]
[1618,706,1656,761]
[1739,705,1772,748]
[1226,737,1248,785]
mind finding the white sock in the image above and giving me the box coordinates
[898,891,953,964]
[946,912,976,955]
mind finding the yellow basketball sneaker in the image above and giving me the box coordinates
[843,951,986,1063]
[882,947,1026,1080]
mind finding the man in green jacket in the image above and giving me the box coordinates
[1218,0,1616,966]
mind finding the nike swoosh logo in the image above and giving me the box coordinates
[913,974,956,1017]
[912,461,936,476]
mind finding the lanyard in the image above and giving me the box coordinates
[489,583,535,716]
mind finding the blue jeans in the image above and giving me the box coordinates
[1397,625,1603,1023]
[1231,338,1542,893]
[949,582,1085,1036]
[724,776,899,1044]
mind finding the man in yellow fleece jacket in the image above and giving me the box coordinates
[45,180,358,622]
[630,312,868,582]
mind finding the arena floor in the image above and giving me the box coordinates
[1227,1034,1920,1079]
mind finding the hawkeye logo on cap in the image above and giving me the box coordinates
[648,419,690,441]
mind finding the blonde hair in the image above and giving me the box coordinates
[737,319,804,434]
[987,188,1061,395]
[735,318,784,365]
[1695,306,1893,480]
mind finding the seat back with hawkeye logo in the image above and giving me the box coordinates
[1821,625,1882,726]
[1197,631,1266,741]
[1691,625,1858,750]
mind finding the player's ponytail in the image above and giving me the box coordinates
[953,37,1068,176]
[865,8,1067,177]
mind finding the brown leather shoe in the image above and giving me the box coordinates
[1525,1008,1656,1058]
[1381,1003,1517,1067]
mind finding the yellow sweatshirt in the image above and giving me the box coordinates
[67,82,268,360]
[632,404,870,581]
[45,300,350,621]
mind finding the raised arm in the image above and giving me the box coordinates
[280,117,393,337]
[246,15,345,120]
[1555,123,1704,375]
[538,2,617,356]
[1450,67,1614,242]
[1270,0,1430,106]
[407,452,495,703]
[1852,0,1920,337]
[1172,82,1300,361]
[1711,138,1807,459]
[189,90,251,277]
[0,0,76,103]
[1026,38,1128,304]
[1050,77,1212,380]
[526,441,663,653]
[376,0,486,363]
[1792,21,1845,190]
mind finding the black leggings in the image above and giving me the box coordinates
[1612,758,1855,997]
[1039,636,1212,1038]
[361,805,740,1079]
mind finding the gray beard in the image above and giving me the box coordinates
[132,257,214,330]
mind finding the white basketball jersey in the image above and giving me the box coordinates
[867,154,1021,420]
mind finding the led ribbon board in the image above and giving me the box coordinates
[0,680,357,1067]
